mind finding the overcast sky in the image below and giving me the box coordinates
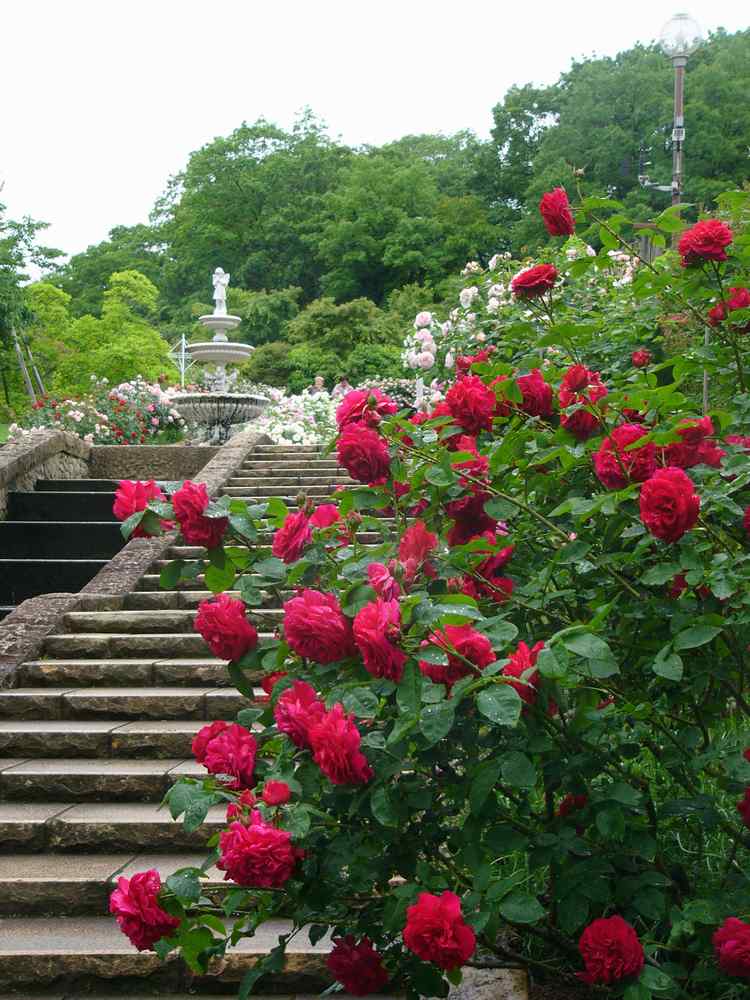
[1,0,748,262]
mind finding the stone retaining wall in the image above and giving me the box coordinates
[0,430,90,519]
[89,445,219,481]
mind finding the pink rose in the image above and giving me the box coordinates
[353,598,407,682]
[283,589,356,664]
[203,723,257,790]
[309,703,373,785]
[218,815,299,888]
[194,593,258,661]
[272,510,311,563]
[274,680,326,749]
[110,868,180,951]
[172,481,228,549]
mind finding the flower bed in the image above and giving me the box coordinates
[111,186,750,999]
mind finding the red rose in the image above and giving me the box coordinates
[714,917,750,979]
[337,423,391,483]
[327,935,389,996]
[445,375,496,434]
[226,788,256,822]
[502,640,544,705]
[353,598,407,682]
[451,435,490,484]
[539,187,575,236]
[309,703,373,785]
[335,388,398,429]
[194,593,258,661]
[203,723,257,790]
[191,720,230,763]
[559,365,608,441]
[456,346,496,377]
[274,679,326,749]
[593,424,657,490]
[309,503,340,528]
[517,368,553,418]
[447,494,498,547]
[639,467,700,543]
[631,349,652,367]
[511,263,558,299]
[262,780,291,806]
[283,589,356,664]
[578,915,644,985]
[218,815,298,888]
[661,417,725,470]
[398,520,438,584]
[558,793,588,818]
[113,480,170,537]
[260,671,287,698]
[419,623,496,690]
[737,787,750,828]
[462,574,513,604]
[272,510,312,563]
[464,531,515,604]
[744,507,750,534]
[172,480,228,549]
[110,868,180,952]
[678,219,733,266]
[710,287,750,330]
[403,891,476,971]
[367,562,401,600]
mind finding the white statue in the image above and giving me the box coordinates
[212,267,230,316]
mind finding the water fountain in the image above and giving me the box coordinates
[170,268,269,442]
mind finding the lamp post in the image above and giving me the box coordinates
[659,12,704,207]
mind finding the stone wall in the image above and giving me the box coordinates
[89,445,219,481]
[0,430,90,519]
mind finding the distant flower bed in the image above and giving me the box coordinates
[251,387,337,446]
[10,375,186,445]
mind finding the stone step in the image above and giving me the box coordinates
[0,852,219,917]
[253,444,324,453]
[63,609,283,633]
[222,485,338,498]
[0,686,249,722]
[19,657,234,688]
[0,758,203,803]
[165,533,385,559]
[0,916,331,992]
[225,475,351,487]
[7,491,117,523]
[0,802,226,853]
[241,460,340,471]
[43,633,269,659]
[0,560,109,606]
[0,522,124,560]
[35,479,119,492]
[0,720,208,759]
[125,589,283,610]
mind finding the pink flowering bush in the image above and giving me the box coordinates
[113,188,750,999]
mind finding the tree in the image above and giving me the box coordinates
[228,286,302,345]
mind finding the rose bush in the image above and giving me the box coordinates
[113,187,750,1000]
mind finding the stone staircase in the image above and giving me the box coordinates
[0,443,373,995]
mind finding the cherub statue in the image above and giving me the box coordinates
[212,267,230,316]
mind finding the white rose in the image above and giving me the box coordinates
[459,286,479,309]
[476,332,487,343]
[441,321,452,335]
[444,351,455,369]
[417,351,435,369]
[414,311,433,328]
[488,254,501,270]
[487,297,500,313]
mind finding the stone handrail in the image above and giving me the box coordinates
[0,429,90,518]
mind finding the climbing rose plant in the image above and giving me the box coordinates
[113,188,750,999]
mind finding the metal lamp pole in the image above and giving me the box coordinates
[659,13,704,209]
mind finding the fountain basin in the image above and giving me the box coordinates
[171,392,269,443]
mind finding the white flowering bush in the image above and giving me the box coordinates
[252,388,337,446]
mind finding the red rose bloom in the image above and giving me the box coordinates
[262,780,291,806]
[511,263,558,299]
[274,679,326,749]
[419,624,496,690]
[327,935,389,996]
[710,287,750,330]
[593,424,657,490]
[517,368,553,418]
[283,589,356,663]
[456,347,495,377]
[744,507,750,534]
[678,219,733,266]
[367,562,401,601]
[445,375,496,434]
[639,467,700,543]
[109,868,180,952]
[272,510,312,563]
[398,520,438,583]
[447,494,498,547]
[559,365,608,441]
[558,793,588,818]
[337,423,391,484]
[353,598,407,683]
[218,814,298,888]
[191,720,230,763]
[714,917,750,979]
[194,593,258,661]
[539,187,575,236]
[578,915,645,985]
[403,891,476,971]
[260,671,287,698]
[226,788,256,822]
[336,388,398,429]
[309,703,373,785]
[661,416,720,469]
[737,787,750,828]
[113,480,170,537]
[310,503,340,528]
[203,723,257,790]
[631,349,652,367]
[172,480,228,549]
[502,640,545,705]
[465,531,515,604]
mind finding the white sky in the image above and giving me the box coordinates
[1,0,748,261]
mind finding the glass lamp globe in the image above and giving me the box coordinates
[659,12,703,58]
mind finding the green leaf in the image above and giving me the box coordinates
[166,870,201,903]
[420,701,455,744]
[640,965,674,992]
[558,894,589,934]
[342,686,379,718]
[120,509,145,539]
[624,984,652,1000]
[180,926,215,972]
[425,463,457,487]
[501,751,536,789]
[470,758,502,814]
[204,562,236,594]
[641,563,679,586]
[477,685,522,727]
[484,497,518,520]
[673,625,721,650]
[159,560,183,589]
[653,647,683,681]
[371,785,398,827]
[396,660,422,717]
[253,557,287,582]
[499,891,545,924]
[596,805,626,840]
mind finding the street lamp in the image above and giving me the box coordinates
[659,12,704,206]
